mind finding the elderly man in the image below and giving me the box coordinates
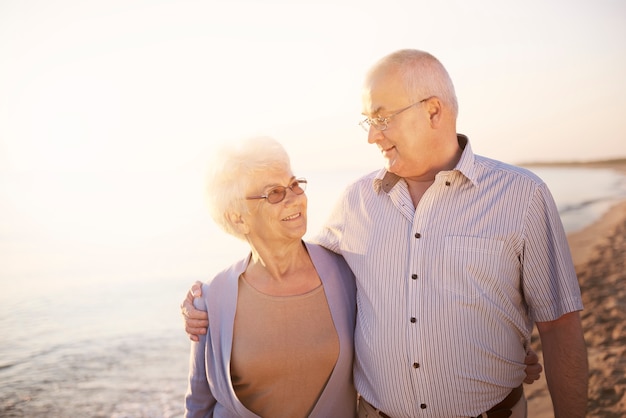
[184,49,586,417]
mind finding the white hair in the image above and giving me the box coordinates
[366,49,459,118]
[206,136,291,240]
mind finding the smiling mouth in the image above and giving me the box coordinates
[381,145,395,155]
[282,212,302,221]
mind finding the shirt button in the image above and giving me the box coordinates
[414,232,421,238]
[420,403,427,409]
[410,317,416,323]
[413,362,420,368]
[411,274,418,280]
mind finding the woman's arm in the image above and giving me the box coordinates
[184,299,216,417]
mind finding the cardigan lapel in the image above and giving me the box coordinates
[208,254,261,418]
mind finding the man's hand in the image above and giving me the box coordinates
[523,349,543,384]
[181,280,209,342]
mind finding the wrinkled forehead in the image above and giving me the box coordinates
[361,66,407,115]
[246,165,294,192]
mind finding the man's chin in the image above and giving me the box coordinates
[385,160,400,175]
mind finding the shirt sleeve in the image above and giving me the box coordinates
[311,187,348,254]
[521,182,583,322]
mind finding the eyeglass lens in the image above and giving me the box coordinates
[266,180,306,204]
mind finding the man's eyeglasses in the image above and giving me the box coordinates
[358,96,433,132]
[246,178,307,204]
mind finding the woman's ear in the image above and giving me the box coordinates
[227,212,250,235]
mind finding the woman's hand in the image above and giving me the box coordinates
[523,349,543,384]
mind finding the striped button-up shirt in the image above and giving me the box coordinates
[313,135,583,417]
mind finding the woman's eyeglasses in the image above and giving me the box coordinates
[246,178,307,204]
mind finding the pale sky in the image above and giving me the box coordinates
[1,0,625,284]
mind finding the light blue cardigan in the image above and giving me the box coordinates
[185,242,357,417]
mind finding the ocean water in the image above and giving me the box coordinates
[529,166,626,233]
[1,166,625,417]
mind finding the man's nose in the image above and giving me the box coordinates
[367,126,383,144]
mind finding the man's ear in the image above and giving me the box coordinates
[227,212,250,235]
[427,97,443,127]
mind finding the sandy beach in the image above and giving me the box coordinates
[526,162,626,417]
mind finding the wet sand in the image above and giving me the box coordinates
[526,173,626,417]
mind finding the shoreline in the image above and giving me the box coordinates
[526,191,626,416]
[519,158,626,171]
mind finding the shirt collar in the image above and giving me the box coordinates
[373,133,478,194]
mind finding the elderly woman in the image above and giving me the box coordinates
[184,136,357,417]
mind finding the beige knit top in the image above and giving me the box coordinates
[230,275,340,417]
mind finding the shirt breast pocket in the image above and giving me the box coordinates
[443,236,504,298]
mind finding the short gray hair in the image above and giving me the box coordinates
[367,49,459,118]
[206,136,291,240]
